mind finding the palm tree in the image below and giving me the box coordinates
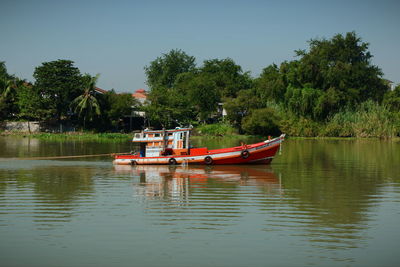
[71,74,101,129]
[0,76,24,119]
[0,77,17,101]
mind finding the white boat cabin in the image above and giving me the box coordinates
[133,127,192,157]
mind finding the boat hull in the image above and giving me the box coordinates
[113,134,284,166]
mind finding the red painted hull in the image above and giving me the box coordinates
[113,134,285,165]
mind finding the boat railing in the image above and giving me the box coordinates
[132,135,175,142]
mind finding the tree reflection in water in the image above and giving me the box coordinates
[0,164,96,230]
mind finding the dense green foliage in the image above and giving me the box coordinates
[384,84,400,111]
[1,62,22,119]
[241,108,281,136]
[33,60,85,121]
[0,60,139,132]
[144,51,251,128]
[71,74,101,128]
[144,49,196,89]
[195,122,237,136]
[1,32,399,137]
[26,132,131,142]
[102,90,139,129]
[144,32,398,137]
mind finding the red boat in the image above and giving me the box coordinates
[113,127,285,165]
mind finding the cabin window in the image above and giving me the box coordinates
[180,133,183,139]
[183,132,187,148]
[168,133,173,136]
[155,133,160,137]
[144,134,147,138]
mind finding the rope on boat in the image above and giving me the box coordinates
[0,152,130,161]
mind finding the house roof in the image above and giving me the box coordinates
[95,87,108,94]
[93,87,148,101]
[132,88,147,99]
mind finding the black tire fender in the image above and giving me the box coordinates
[169,158,177,165]
[204,156,213,165]
[131,160,138,165]
[241,150,250,159]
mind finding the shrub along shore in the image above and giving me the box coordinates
[0,131,132,142]
[1,122,399,143]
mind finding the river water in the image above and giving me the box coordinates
[0,136,399,267]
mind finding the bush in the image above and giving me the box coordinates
[279,115,320,137]
[323,101,398,138]
[322,110,356,137]
[195,123,237,136]
[241,108,281,136]
[352,101,396,138]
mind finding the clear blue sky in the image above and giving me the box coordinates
[1,0,399,92]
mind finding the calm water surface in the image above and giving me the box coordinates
[0,136,399,267]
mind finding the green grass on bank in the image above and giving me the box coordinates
[194,123,239,137]
[0,131,132,142]
[32,132,132,142]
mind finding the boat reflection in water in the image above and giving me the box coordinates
[114,164,282,201]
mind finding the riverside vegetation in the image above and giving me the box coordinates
[0,132,132,143]
[1,31,399,138]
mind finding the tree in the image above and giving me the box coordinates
[253,32,389,122]
[200,58,252,98]
[33,59,84,121]
[295,32,388,104]
[0,66,22,120]
[255,64,286,103]
[144,49,196,89]
[144,84,196,128]
[284,85,322,119]
[186,73,219,122]
[144,49,197,127]
[0,62,12,81]
[383,84,400,111]
[16,84,49,120]
[224,89,263,131]
[0,77,15,102]
[104,91,139,129]
[0,62,12,119]
[241,108,281,136]
[70,74,101,129]
[145,49,196,128]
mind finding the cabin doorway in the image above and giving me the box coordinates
[140,143,146,157]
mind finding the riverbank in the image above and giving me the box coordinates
[3,130,398,140]
[0,131,132,142]
[2,130,398,144]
